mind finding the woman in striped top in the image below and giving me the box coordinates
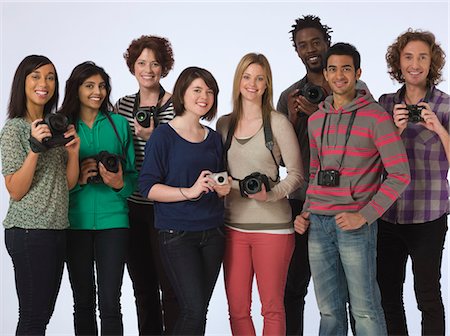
[114,35,178,336]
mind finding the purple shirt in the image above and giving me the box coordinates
[379,85,449,224]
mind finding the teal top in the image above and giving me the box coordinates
[69,112,137,230]
[0,118,69,230]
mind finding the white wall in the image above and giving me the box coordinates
[0,1,448,335]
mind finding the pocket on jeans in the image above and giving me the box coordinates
[159,230,187,245]
[216,226,226,238]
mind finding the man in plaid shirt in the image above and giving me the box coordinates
[377,29,449,336]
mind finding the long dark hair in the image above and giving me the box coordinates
[59,61,113,126]
[7,55,59,119]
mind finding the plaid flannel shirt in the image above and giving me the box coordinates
[379,85,450,224]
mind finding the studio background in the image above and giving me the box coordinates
[0,1,448,335]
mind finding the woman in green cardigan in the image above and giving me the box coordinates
[59,61,137,336]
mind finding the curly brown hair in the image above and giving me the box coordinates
[386,29,446,85]
[123,35,174,77]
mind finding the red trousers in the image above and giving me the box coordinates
[224,228,294,336]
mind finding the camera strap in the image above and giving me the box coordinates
[104,112,127,161]
[133,85,166,119]
[319,110,356,171]
[223,115,280,183]
[395,84,431,105]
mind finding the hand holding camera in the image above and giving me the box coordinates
[63,125,80,155]
[133,118,154,141]
[79,151,123,187]
[207,172,231,198]
[134,106,159,141]
[78,158,98,185]
[99,160,124,190]
[239,172,271,200]
[30,119,52,145]
[29,113,75,153]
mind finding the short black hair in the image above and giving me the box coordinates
[290,15,333,49]
[324,42,361,70]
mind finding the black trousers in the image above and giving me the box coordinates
[5,228,66,336]
[66,228,128,336]
[159,227,225,336]
[127,201,179,335]
[377,215,448,336]
[284,199,311,336]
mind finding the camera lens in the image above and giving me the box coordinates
[244,178,261,194]
[135,110,152,128]
[48,114,68,132]
[136,112,146,122]
[305,87,324,104]
[216,176,225,184]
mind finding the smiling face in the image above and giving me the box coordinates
[239,63,267,103]
[183,78,214,118]
[25,63,56,113]
[400,40,431,88]
[324,54,361,104]
[295,27,329,74]
[133,48,162,90]
[78,74,107,114]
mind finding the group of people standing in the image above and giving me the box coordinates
[0,14,448,336]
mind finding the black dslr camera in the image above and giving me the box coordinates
[298,83,327,104]
[318,170,340,187]
[239,172,271,197]
[37,113,74,148]
[87,151,121,184]
[135,106,159,128]
[406,104,424,123]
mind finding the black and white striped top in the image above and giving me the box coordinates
[114,93,175,204]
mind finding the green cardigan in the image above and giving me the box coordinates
[69,112,137,230]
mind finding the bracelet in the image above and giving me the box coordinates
[179,188,202,201]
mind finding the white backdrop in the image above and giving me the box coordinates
[0,1,448,335]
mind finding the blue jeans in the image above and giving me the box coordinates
[158,227,225,336]
[5,228,66,336]
[66,229,128,336]
[308,214,387,336]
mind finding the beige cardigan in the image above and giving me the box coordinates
[216,111,304,232]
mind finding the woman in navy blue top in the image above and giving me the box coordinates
[139,66,230,336]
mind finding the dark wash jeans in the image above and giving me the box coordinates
[377,215,448,336]
[5,228,66,336]
[66,228,128,336]
[284,199,311,336]
[127,201,179,336]
[158,227,225,336]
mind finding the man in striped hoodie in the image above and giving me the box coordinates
[294,42,410,335]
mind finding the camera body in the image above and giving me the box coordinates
[239,172,271,197]
[406,104,424,123]
[298,83,327,104]
[135,106,159,128]
[208,172,228,185]
[37,113,74,148]
[87,151,121,184]
[317,169,340,187]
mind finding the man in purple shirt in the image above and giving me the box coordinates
[377,29,449,335]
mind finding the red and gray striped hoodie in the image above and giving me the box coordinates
[303,88,411,225]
